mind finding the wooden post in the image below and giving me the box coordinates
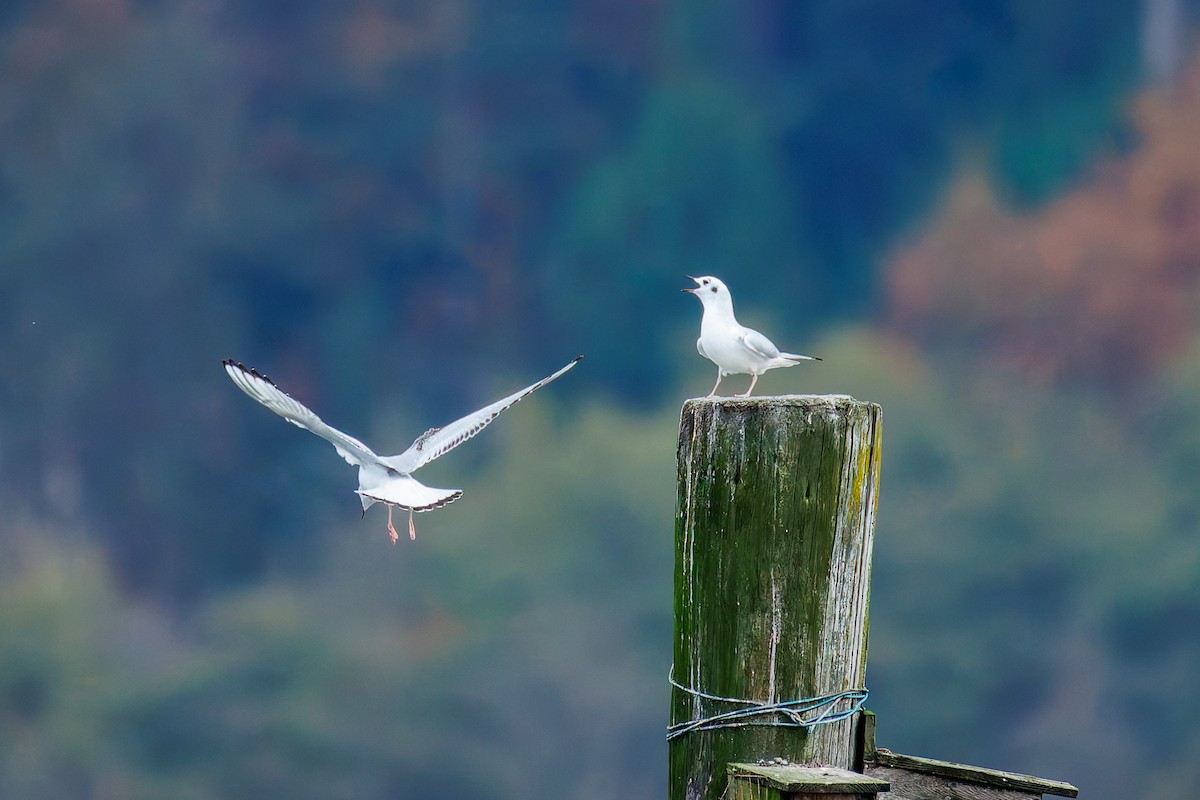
[670,396,883,800]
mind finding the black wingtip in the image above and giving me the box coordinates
[224,358,277,386]
[572,354,584,363]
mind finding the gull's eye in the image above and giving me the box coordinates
[701,279,709,285]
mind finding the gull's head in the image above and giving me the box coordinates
[682,275,731,306]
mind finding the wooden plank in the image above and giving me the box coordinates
[728,778,785,800]
[729,762,890,793]
[669,396,883,800]
[868,765,1037,800]
[729,781,880,800]
[873,749,1079,798]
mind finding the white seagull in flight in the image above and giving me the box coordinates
[224,356,582,542]
[683,275,820,397]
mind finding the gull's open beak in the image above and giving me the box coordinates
[682,275,700,293]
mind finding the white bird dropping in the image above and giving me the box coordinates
[683,275,819,397]
[224,355,582,543]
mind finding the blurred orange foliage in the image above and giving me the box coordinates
[887,55,1200,388]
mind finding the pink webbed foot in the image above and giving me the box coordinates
[386,506,400,544]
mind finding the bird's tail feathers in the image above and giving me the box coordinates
[356,475,464,513]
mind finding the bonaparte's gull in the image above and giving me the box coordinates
[683,276,819,397]
[223,356,581,542]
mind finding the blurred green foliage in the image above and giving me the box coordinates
[2,1,1199,799]
[7,329,1200,798]
[1,402,677,799]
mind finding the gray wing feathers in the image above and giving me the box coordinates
[741,329,782,360]
[223,360,380,467]
[385,356,581,474]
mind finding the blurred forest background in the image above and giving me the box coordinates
[3,1,1200,798]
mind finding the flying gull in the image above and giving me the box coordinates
[223,356,582,542]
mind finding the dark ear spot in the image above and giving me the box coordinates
[710,286,718,293]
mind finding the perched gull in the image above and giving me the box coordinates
[223,356,582,542]
[683,275,820,397]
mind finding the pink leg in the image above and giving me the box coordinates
[738,374,759,397]
[408,509,416,540]
[708,372,723,396]
[386,506,400,544]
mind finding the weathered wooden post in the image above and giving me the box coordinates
[670,395,883,800]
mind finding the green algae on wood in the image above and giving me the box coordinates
[670,396,883,800]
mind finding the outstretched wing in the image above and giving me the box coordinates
[384,356,582,474]
[223,360,380,468]
[740,328,782,360]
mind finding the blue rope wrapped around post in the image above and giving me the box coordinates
[667,671,868,741]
